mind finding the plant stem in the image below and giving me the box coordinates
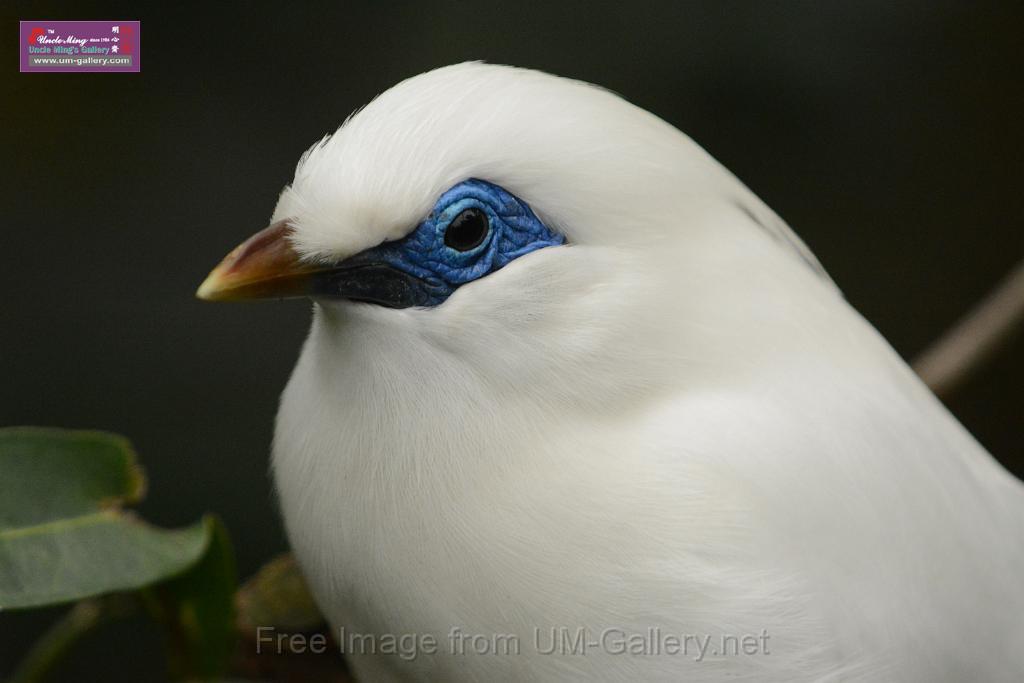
[9,596,133,683]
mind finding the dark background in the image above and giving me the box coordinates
[2,2,1021,680]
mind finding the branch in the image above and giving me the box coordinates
[9,596,136,683]
[914,259,1024,398]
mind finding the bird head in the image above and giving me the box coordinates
[198,62,831,398]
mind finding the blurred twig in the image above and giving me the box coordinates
[914,259,1024,398]
[9,595,137,683]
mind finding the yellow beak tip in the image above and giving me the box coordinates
[195,273,226,301]
[196,221,312,303]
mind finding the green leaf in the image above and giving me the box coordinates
[0,427,145,529]
[152,515,238,680]
[0,427,210,609]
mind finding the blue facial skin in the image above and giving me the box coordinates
[313,179,565,308]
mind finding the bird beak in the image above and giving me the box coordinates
[197,220,446,307]
[196,221,323,302]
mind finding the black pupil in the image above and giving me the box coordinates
[444,208,489,251]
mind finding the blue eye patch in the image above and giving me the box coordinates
[312,179,564,308]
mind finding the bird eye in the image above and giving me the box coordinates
[443,208,489,252]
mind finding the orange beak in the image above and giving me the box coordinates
[196,221,326,302]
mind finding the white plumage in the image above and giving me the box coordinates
[262,63,1024,681]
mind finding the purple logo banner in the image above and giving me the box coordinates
[20,20,140,73]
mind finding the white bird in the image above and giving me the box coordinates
[198,63,1024,682]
